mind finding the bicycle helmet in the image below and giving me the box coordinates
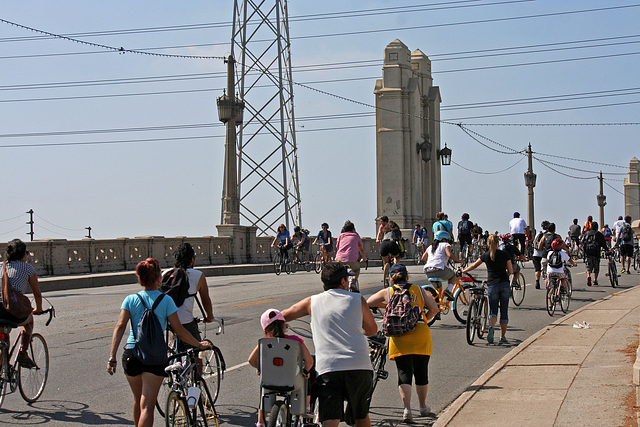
[551,238,563,250]
[435,230,450,241]
[501,233,512,241]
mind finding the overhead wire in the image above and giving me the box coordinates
[34,213,86,231]
[452,156,525,175]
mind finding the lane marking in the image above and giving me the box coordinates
[89,326,115,332]
[231,298,279,307]
[74,300,120,308]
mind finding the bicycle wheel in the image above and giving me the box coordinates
[156,375,173,417]
[201,347,221,404]
[371,347,388,394]
[559,282,570,313]
[274,253,282,276]
[634,252,639,271]
[19,333,49,403]
[453,286,471,324]
[314,253,322,274]
[511,274,525,306]
[197,378,218,427]
[289,255,299,274]
[465,300,478,345]
[608,260,617,288]
[546,283,556,316]
[0,346,9,408]
[425,287,440,326]
[477,297,488,339]
[304,258,312,272]
[267,400,289,427]
[166,391,192,427]
[565,269,573,297]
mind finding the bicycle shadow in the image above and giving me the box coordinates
[369,405,437,426]
[0,400,131,425]
[215,404,260,427]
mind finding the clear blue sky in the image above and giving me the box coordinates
[1,1,638,241]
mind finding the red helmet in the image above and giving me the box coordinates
[501,233,512,240]
[551,238,563,250]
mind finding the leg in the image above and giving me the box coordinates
[125,374,143,427]
[138,372,164,427]
[498,282,510,339]
[398,384,412,410]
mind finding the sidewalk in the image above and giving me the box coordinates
[434,285,640,427]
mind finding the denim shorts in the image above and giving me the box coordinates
[487,281,510,324]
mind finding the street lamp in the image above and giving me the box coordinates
[438,144,452,166]
[416,140,432,162]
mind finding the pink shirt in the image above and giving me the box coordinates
[335,232,364,262]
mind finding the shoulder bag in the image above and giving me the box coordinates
[2,262,33,319]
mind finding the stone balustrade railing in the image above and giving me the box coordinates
[24,234,383,277]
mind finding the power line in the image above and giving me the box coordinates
[34,213,86,231]
[534,156,598,180]
[452,157,525,175]
[458,125,525,155]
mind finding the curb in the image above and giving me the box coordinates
[433,285,638,427]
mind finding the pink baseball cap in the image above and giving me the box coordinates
[260,308,285,330]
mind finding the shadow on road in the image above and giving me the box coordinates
[0,400,131,425]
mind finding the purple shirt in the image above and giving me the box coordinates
[335,232,363,262]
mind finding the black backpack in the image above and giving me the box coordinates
[459,220,471,235]
[382,283,421,337]
[131,293,169,365]
[542,233,556,252]
[621,223,633,242]
[583,232,598,255]
[161,267,196,307]
[548,250,563,269]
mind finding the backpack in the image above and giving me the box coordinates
[621,223,633,242]
[542,233,556,252]
[459,221,471,235]
[160,267,196,308]
[603,228,611,238]
[583,232,598,255]
[548,250,563,269]
[131,293,169,365]
[533,231,544,250]
[382,284,421,337]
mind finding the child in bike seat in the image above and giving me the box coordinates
[248,308,314,427]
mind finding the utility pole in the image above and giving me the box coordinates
[597,171,606,227]
[85,226,92,239]
[524,144,537,234]
[26,209,34,241]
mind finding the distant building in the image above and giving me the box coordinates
[624,157,640,221]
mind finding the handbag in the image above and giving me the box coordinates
[2,262,33,319]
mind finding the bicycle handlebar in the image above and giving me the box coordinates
[167,339,215,362]
[35,307,55,326]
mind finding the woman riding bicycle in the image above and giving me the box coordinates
[271,224,292,259]
[312,223,333,259]
[422,231,463,300]
[0,239,43,368]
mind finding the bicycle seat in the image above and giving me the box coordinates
[0,319,18,329]
[258,337,306,415]
[428,277,444,282]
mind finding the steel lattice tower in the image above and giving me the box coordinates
[231,0,301,236]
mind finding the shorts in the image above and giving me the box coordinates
[0,304,29,325]
[316,370,373,423]
[425,267,455,282]
[380,240,400,258]
[620,244,634,258]
[122,348,168,377]
[339,261,361,275]
[548,272,566,281]
[512,262,521,275]
[532,256,542,273]
[175,319,201,353]
[585,255,600,274]
[458,233,472,247]
[394,354,430,386]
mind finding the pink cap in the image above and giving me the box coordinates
[260,308,285,330]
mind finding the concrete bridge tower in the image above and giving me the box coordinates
[374,40,443,235]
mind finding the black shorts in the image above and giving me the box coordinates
[585,255,600,274]
[122,348,168,377]
[532,256,542,272]
[394,354,430,386]
[175,319,201,353]
[0,304,29,325]
[620,244,634,258]
[316,370,373,423]
[458,234,472,247]
[380,240,400,257]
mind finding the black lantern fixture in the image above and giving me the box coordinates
[437,144,452,166]
[216,90,234,123]
[416,140,432,162]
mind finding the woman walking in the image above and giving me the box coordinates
[462,234,513,344]
[108,258,212,427]
[367,264,439,423]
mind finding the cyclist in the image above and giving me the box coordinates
[167,243,214,352]
[499,234,524,287]
[422,230,464,300]
[380,221,402,286]
[508,212,527,254]
[462,234,513,345]
[293,226,310,262]
[581,216,593,238]
[601,224,613,249]
[412,224,428,259]
[582,222,607,286]
[537,222,570,288]
[532,221,550,289]
[457,213,474,262]
[568,218,581,255]
[432,212,453,236]
[375,215,389,243]
[0,239,44,368]
[271,224,292,260]
[617,215,635,274]
[334,220,367,287]
[312,223,333,260]
[546,238,576,291]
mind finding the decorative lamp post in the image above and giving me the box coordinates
[438,144,452,166]
[597,171,606,227]
[524,143,537,234]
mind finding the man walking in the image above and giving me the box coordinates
[582,222,607,286]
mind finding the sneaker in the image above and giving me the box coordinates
[402,408,414,424]
[17,351,36,369]
[419,406,431,417]
[626,270,631,275]
[587,277,591,286]
[535,282,540,290]
[621,268,626,274]
[499,337,509,345]
[593,281,599,286]
[434,313,441,321]
[487,326,494,344]
[444,290,455,301]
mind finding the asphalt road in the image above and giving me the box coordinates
[0,259,636,426]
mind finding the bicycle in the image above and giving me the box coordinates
[313,245,331,274]
[164,342,219,427]
[421,272,473,326]
[632,243,639,271]
[604,251,619,288]
[274,242,291,276]
[158,318,226,418]
[546,272,570,316]
[368,331,389,394]
[510,272,526,306]
[413,242,426,265]
[0,306,55,407]
[463,273,488,345]
[292,246,312,273]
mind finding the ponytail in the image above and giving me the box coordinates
[488,234,499,261]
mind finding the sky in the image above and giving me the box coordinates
[1,0,639,242]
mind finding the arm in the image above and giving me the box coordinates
[168,312,211,349]
[282,296,311,321]
[361,297,378,336]
[248,344,259,369]
[107,308,130,375]
[358,241,367,262]
[462,258,483,273]
[421,248,429,263]
[271,236,278,247]
[197,274,214,322]
[28,273,43,313]
[506,259,514,276]
[421,286,439,323]
[537,236,545,251]
[366,288,388,308]
[444,245,463,264]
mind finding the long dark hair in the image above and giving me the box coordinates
[5,239,27,262]
[174,243,195,269]
[265,320,286,338]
